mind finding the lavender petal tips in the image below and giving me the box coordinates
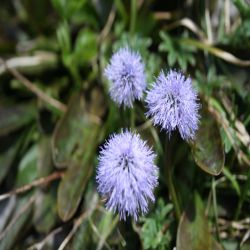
[96,131,158,220]
[104,47,146,108]
[145,70,200,140]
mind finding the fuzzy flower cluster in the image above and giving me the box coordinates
[146,70,200,140]
[98,47,200,220]
[96,131,158,220]
[104,47,146,108]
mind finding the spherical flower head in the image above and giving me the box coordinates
[104,47,146,108]
[145,70,200,140]
[96,131,158,220]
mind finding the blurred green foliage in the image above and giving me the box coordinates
[0,0,250,249]
[140,199,173,249]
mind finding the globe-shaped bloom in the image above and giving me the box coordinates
[104,47,146,108]
[145,70,200,140]
[96,131,158,220]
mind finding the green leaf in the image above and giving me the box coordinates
[141,199,173,250]
[0,103,36,136]
[220,128,232,153]
[96,212,119,250]
[159,31,196,71]
[16,145,38,187]
[74,29,98,65]
[56,21,72,69]
[51,0,87,19]
[56,89,105,221]
[52,93,90,168]
[37,135,53,177]
[168,52,177,67]
[71,219,93,249]
[0,139,20,184]
[191,108,225,175]
[0,196,34,250]
[33,186,58,233]
[52,90,105,168]
[176,193,222,250]
[68,187,99,249]
[113,32,152,54]
[221,240,238,250]
[57,153,95,221]
[233,0,250,19]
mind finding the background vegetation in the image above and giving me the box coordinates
[0,0,250,249]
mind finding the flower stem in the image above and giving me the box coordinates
[212,178,220,241]
[130,108,135,129]
[130,0,137,35]
[166,164,181,221]
[165,138,181,221]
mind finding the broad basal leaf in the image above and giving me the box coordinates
[0,103,36,136]
[56,88,106,221]
[52,89,105,168]
[0,139,20,184]
[191,108,225,175]
[57,145,96,221]
[176,193,222,250]
[15,145,38,187]
[34,186,58,233]
[38,135,53,178]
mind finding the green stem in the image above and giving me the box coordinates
[166,165,181,221]
[165,138,181,221]
[69,65,81,87]
[130,0,136,35]
[130,108,135,129]
[212,178,220,241]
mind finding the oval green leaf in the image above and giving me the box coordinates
[52,89,105,168]
[38,135,53,177]
[57,153,94,221]
[52,92,88,168]
[34,187,58,233]
[56,88,105,221]
[191,108,225,175]
[176,193,222,250]
[0,103,36,136]
[15,145,38,187]
[0,139,20,184]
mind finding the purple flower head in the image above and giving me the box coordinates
[96,131,158,220]
[145,70,200,140]
[104,47,146,108]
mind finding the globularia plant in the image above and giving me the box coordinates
[98,47,200,220]
[146,70,200,140]
[104,47,146,108]
[96,131,158,220]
